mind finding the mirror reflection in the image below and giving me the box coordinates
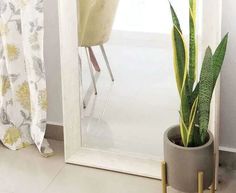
[78,0,189,158]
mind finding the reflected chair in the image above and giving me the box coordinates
[78,0,119,95]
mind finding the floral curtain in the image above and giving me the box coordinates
[0,0,52,156]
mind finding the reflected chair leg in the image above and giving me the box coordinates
[100,44,114,81]
[78,50,86,108]
[198,172,204,193]
[88,47,101,72]
[161,161,167,193]
[85,47,98,95]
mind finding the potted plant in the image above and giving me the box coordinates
[163,0,228,192]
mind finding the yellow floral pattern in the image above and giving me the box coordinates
[3,127,21,146]
[0,75,10,96]
[20,0,29,7]
[0,21,9,36]
[16,81,31,111]
[6,44,19,61]
[38,89,47,111]
[0,0,53,156]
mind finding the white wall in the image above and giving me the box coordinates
[44,0,63,125]
[113,0,188,34]
[220,0,236,151]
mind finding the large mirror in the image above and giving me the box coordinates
[79,0,189,159]
[58,0,221,178]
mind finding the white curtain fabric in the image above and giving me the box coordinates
[0,0,52,156]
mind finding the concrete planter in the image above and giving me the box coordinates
[164,125,214,193]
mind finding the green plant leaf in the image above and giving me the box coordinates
[188,8,197,92]
[199,47,214,143]
[190,83,199,105]
[192,123,202,146]
[189,0,196,19]
[181,85,191,128]
[179,111,188,146]
[212,33,229,88]
[187,97,198,145]
[172,26,191,129]
[169,3,182,33]
[172,26,188,95]
[170,4,193,144]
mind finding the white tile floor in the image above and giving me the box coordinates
[0,140,235,193]
[80,32,179,159]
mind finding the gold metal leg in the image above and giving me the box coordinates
[210,184,215,193]
[161,161,215,193]
[198,172,204,193]
[210,154,216,193]
[161,161,167,193]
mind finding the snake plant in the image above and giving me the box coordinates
[170,0,228,147]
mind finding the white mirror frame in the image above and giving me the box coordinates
[58,0,222,180]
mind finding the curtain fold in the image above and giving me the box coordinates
[0,0,52,156]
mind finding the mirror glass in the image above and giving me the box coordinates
[79,0,190,159]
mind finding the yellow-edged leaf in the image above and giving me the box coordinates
[179,111,188,146]
[187,97,198,145]
[172,26,188,96]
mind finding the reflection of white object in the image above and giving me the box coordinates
[78,0,118,96]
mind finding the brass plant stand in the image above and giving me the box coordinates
[161,154,216,193]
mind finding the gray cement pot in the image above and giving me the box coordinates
[164,125,214,193]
